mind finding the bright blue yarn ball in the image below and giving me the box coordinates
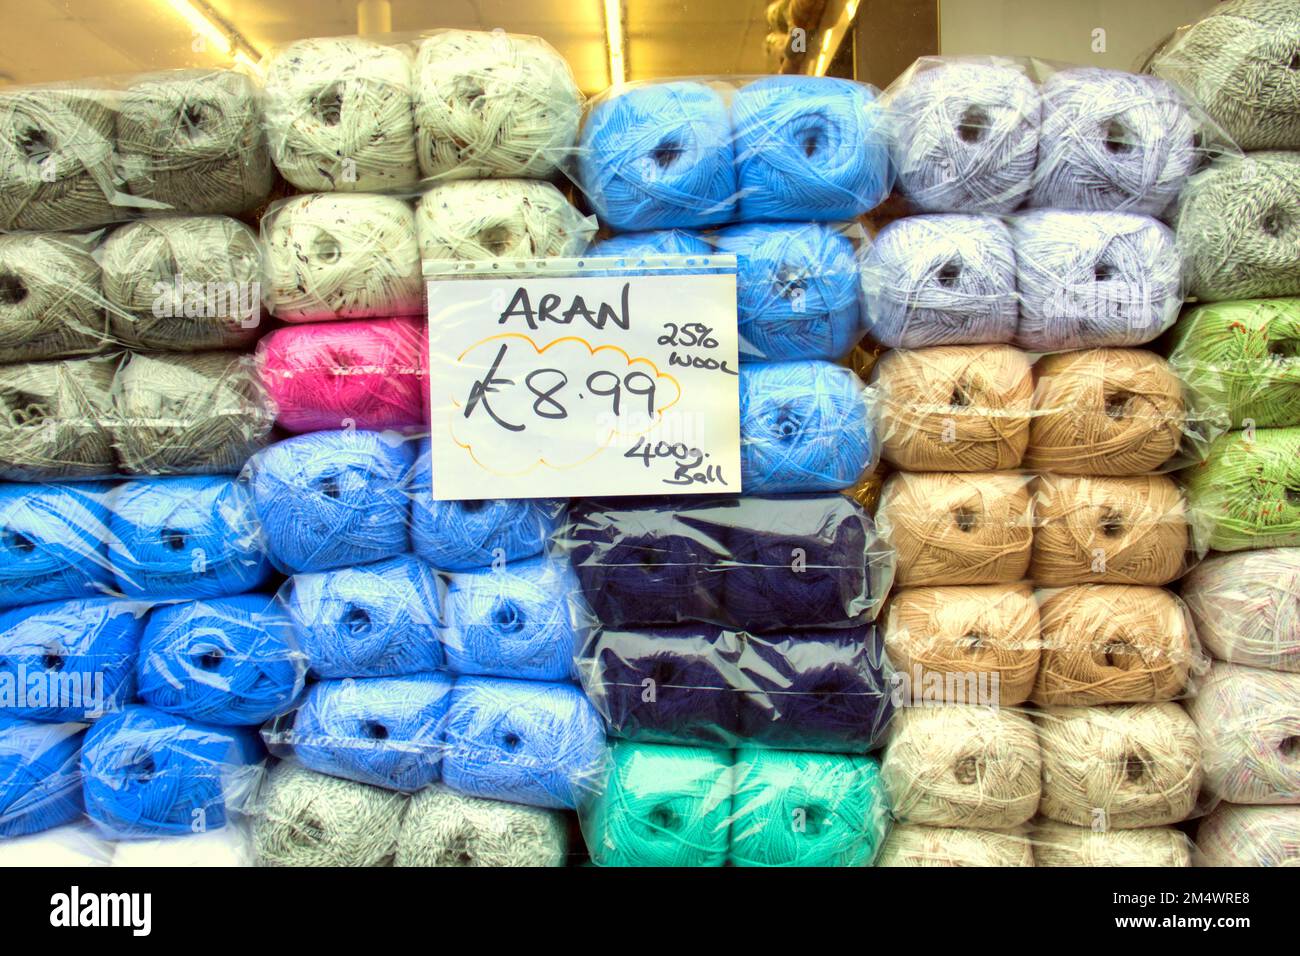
[288,555,446,679]
[733,75,890,223]
[108,475,272,600]
[0,597,143,721]
[0,716,85,837]
[579,81,737,231]
[739,361,875,494]
[81,704,263,838]
[247,430,414,574]
[587,229,712,260]
[442,676,606,810]
[137,593,305,726]
[290,673,454,792]
[444,556,579,681]
[0,481,113,609]
[715,222,863,361]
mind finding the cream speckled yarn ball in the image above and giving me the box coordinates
[417,179,595,262]
[876,824,1033,866]
[1195,803,1300,866]
[1037,702,1202,829]
[1180,548,1300,672]
[0,355,116,481]
[112,822,254,867]
[395,784,568,867]
[1032,820,1191,867]
[0,231,110,364]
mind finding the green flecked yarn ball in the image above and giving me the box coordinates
[582,742,732,867]
[1183,427,1300,551]
[728,748,889,868]
[1168,298,1300,427]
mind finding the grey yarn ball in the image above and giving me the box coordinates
[0,355,116,480]
[0,231,111,364]
[101,216,263,351]
[254,763,407,867]
[394,785,568,867]
[1176,150,1300,302]
[116,69,273,216]
[0,87,117,231]
[1152,0,1300,151]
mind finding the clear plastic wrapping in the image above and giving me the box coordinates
[1183,427,1300,552]
[1179,548,1300,672]
[0,231,112,364]
[1195,802,1300,866]
[0,717,85,837]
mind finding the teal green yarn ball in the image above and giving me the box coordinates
[583,742,732,867]
[1183,427,1300,551]
[728,748,889,867]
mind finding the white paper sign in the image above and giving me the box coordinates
[425,269,740,500]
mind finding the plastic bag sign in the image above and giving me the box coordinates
[425,269,740,500]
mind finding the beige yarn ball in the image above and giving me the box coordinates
[395,784,568,867]
[1032,820,1191,867]
[876,824,1033,866]
[1196,803,1300,866]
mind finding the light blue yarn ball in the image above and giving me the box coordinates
[290,673,454,792]
[0,597,143,721]
[0,481,113,609]
[860,214,1018,348]
[587,229,712,260]
[733,75,890,222]
[578,81,737,231]
[288,555,446,679]
[0,716,85,837]
[137,593,305,727]
[442,676,606,810]
[247,430,414,574]
[739,361,875,494]
[714,222,863,361]
[108,475,272,600]
[444,556,579,681]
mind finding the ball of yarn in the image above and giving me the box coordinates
[739,361,874,493]
[112,350,275,476]
[0,717,84,837]
[877,824,1033,866]
[288,555,446,679]
[1033,585,1200,706]
[1025,348,1186,475]
[1152,0,1300,151]
[1177,151,1300,302]
[1189,661,1300,804]
[0,87,116,231]
[729,749,888,867]
[714,222,862,361]
[1032,820,1191,867]
[444,556,578,681]
[137,594,305,726]
[111,821,254,867]
[873,344,1033,472]
[577,81,737,231]
[732,75,889,222]
[884,583,1041,707]
[262,193,423,322]
[1012,210,1183,351]
[1183,427,1300,551]
[1180,548,1300,671]
[0,356,116,481]
[0,821,113,866]
[877,471,1033,586]
[0,597,142,721]
[81,704,263,838]
[253,761,406,867]
[1168,298,1300,428]
[0,481,112,608]
[1037,702,1202,828]
[107,475,271,599]
[1195,803,1300,866]
[396,783,568,867]
[115,69,272,215]
[417,179,594,261]
[885,58,1041,214]
[258,318,427,434]
[883,705,1042,829]
[1030,474,1190,586]
[0,232,109,364]
[100,216,262,351]
[860,214,1018,349]
[583,741,732,867]
[245,429,414,574]
[1030,68,1197,215]
[262,37,418,192]
[414,30,580,181]
[587,228,712,261]
[442,676,605,810]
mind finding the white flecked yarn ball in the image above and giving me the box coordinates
[1032,820,1192,866]
[876,823,1033,866]
[395,784,568,867]
[416,179,595,262]
[1196,803,1300,866]
[1180,548,1300,672]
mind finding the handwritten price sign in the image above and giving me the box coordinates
[425,268,740,500]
